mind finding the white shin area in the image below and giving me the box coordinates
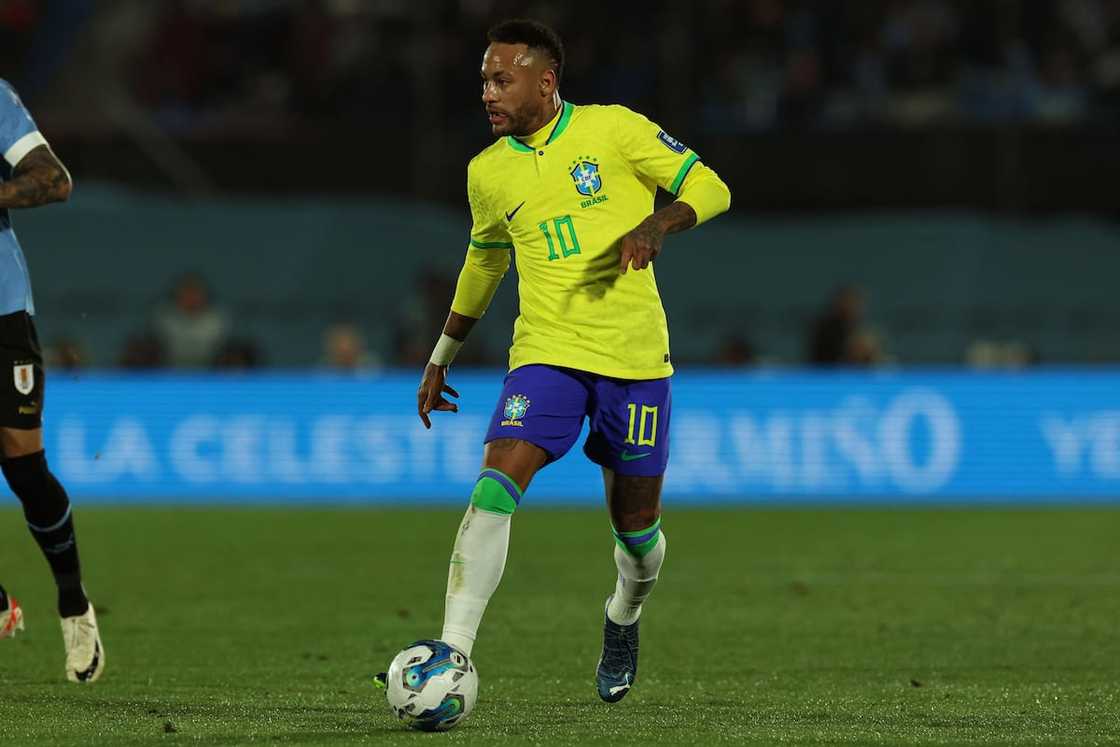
[606,531,666,626]
[440,505,511,655]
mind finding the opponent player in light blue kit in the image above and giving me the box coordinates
[0,80,105,683]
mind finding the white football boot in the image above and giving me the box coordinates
[61,604,105,683]
[0,596,25,639]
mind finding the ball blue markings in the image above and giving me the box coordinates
[399,639,461,692]
[410,694,466,732]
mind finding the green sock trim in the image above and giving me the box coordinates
[479,467,523,498]
[612,518,662,558]
[470,469,521,515]
[613,517,661,538]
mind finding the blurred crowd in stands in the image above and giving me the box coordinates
[39,269,1038,372]
[121,0,1120,131]
[8,0,1120,133]
[125,0,1120,131]
[46,271,485,373]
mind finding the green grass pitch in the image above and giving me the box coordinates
[1,506,1119,745]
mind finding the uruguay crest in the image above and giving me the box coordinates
[501,394,531,426]
[570,158,602,196]
[13,363,33,395]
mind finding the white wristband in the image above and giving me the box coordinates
[429,333,464,366]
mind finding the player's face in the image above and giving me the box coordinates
[480,43,549,137]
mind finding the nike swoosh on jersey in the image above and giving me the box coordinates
[505,201,526,222]
[619,451,652,462]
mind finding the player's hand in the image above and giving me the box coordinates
[618,220,665,274]
[417,362,459,429]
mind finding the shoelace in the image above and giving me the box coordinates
[601,622,638,672]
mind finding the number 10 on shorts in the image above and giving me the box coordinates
[625,404,658,447]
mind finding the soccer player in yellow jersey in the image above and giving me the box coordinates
[415,19,730,703]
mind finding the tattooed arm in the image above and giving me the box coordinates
[0,145,72,208]
[617,201,697,274]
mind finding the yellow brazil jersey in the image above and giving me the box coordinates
[453,101,728,380]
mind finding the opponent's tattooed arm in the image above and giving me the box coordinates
[0,145,72,208]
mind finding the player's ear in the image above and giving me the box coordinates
[539,68,557,98]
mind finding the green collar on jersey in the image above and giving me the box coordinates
[507,100,572,153]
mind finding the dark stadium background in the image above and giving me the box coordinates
[2,2,1119,744]
[8,0,1120,372]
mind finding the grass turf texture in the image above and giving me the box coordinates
[1,507,1119,745]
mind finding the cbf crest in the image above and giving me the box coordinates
[501,394,530,427]
[570,156,602,196]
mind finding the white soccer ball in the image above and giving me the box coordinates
[384,639,478,731]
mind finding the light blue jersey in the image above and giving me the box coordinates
[0,79,49,316]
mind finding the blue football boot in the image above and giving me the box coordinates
[596,596,639,702]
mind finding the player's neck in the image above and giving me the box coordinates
[516,96,562,140]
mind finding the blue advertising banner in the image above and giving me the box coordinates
[36,371,1120,503]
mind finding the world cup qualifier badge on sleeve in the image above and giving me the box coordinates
[501,395,530,427]
[656,130,688,153]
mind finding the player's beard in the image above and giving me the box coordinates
[496,100,542,138]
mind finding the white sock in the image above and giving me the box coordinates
[606,531,666,626]
[440,505,511,655]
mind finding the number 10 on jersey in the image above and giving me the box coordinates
[538,215,581,261]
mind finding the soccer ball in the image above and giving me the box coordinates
[384,640,478,731]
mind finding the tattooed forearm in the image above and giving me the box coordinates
[638,200,696,237]
[0,145,72,208]
[618,201,699,273]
